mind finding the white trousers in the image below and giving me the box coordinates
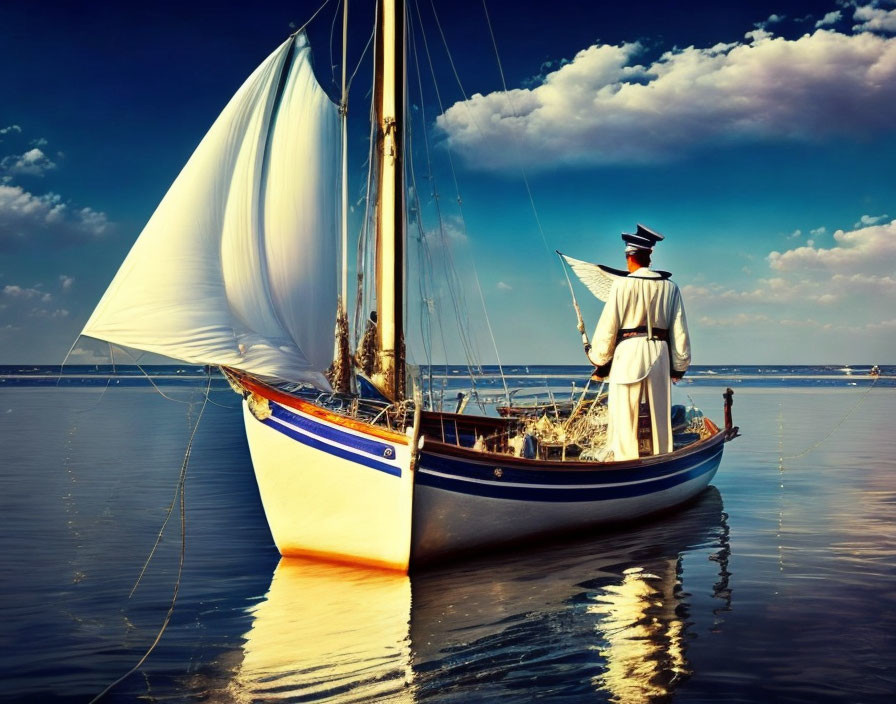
[608,346,672,461]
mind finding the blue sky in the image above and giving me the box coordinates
[1,0,895,365]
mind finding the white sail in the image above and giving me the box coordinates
[82,33,340,387]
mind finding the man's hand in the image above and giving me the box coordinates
[593,360,612,379]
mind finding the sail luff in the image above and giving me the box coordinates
[372,0,407,401]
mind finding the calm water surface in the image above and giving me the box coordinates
[1,379,894,703]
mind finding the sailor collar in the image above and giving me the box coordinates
[628,267,669,280]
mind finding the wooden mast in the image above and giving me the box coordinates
[371,0,406,400]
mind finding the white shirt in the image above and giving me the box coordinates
[587,267,690,384]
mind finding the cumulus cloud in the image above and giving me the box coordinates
[682,217,896,326]
[1,148,57,176]
[59,275,74,291]
[0,184,110,250]
[816,10,843,28]
[768,217,896,275]
[0,125,22,136]
[853,3,896,33]
[437,27,896,170]
[810,226,827,236]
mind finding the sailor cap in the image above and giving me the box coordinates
[623,223,665,253]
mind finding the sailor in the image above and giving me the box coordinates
[582,224,690,461]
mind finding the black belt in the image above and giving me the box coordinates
[617,326,668,343]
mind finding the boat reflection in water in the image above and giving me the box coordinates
[228,559,414,702]
[587,562,689,701]
[229,488,730,703]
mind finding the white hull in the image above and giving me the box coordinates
[241,391,415,571]
[411,441,723,562]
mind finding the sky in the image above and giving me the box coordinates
[1,0,895,366]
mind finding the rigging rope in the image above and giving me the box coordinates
[353,1,380,352]
[408,6,476,407]
[735,376,879,460]
[347,26,374,93]
[557,252,587,334]
[427,0,554,265]
[404,27,438,403]
[328,0,342,88]
[294,0,336,35]
[419,0,510,405]
[780,377,878,460]
[89,370,211,703]
[408,0,491,411]
[71,342,116,413]
[479,0,554,261]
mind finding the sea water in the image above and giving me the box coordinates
[0,367,894,703]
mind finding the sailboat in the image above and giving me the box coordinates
[81,0,738,572]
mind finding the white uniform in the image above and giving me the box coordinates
[587,268,690,460]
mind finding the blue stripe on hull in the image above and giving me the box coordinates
[269,403,396,459]
[416,447,722,502]
[252,405,402,478]
[421,435,724,486]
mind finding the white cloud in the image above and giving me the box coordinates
[831,272,896,296]
[30,307,69,319]
[420,217,468,249]
[1,281,71,322]
[29,137,48,148]
[768,217,896,275]
[497,281,512,291]
[698,312,772,327]
[685,276,842,306]
[853,213,888,227]
[853,3,896,33]
[816,10,843,28]
[810,226,827,236]
[682,218,896,337]
[787,228,803,238]
[2,285,51,302]
[1,148,57,176]
[0,184,110,249]
[59,275,74,291]
[67,344,113,363]
[437,28,896,170]
[754,14,786,32]
[0,125,22,136]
